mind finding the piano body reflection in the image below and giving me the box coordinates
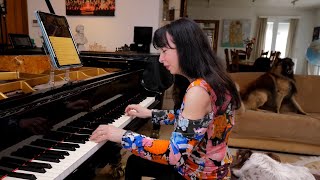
[0,52,170,180]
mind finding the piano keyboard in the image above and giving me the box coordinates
[0,94,155,180]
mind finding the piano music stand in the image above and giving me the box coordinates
[35,11,83,88]
[41,41,72,89]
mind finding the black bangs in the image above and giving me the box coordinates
[153,25,172,49]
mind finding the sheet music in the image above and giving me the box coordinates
[49,36,81,66]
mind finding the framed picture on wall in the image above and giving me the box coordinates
[312,27,320,41]
[66,0,115,16]
[221,19,251,48]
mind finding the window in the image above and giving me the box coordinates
[264,19,290,58]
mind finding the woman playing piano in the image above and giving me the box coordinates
[90,18,241,180]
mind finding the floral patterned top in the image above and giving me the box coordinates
[121,79,235,179]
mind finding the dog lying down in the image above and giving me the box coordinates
[232,149,316,180]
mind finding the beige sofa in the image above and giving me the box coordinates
[229,72,320,155]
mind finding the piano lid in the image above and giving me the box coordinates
[0,68,146,150]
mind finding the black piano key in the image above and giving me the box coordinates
[31,139,79,151]
[30,139,56,148]
[54,144,76,151]
[26,145,69,156]
[0,161,20,169]
[11,151,37,159]
[0,157,25,169]
[78,128,94,134]
[12,146,67,161]
[57,126,78,133]
[85,122,101,129]
[8,171,37,180]
[44,131,88,143]
[0,169,36,180]
[41,153,65,160]
[66,121,90,128]
[91,118,114,124]
[43,131,69,141]
[76,115,94,121]
[0,169,9,176]
[21,146,44,152]
[12,146,43,158]
[45,149,69,156]
[34,156,60,163]
[25,162,52,169]
[64,138,85,144]
[1,157,52,170]
[19,166,46,173]
[1,157,26,164]
[74,133,89,139]
[11,146,64,162]
[111,114,122,119]
[58,141,81,148]
[58,126,94,135]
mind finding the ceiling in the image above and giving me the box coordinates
[191,0,320,10]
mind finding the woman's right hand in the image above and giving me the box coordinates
[125,104,152,118]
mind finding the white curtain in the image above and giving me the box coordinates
[285,19,299,57]
[307,62,320,75]
[252,18,267,61]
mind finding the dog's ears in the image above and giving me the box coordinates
[236,149,252,161]
[242,150,252,161]
[232,149,253,169]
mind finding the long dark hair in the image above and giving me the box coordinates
[172,75,190,111]
[153,18,241,110]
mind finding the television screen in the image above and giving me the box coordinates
[134,26,153,44]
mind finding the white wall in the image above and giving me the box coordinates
[316,9,320,26]
[27,0,162,53]
[187,2,317,74]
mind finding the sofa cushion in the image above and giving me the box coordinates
[231,110,320,146]
[229,138,320,155]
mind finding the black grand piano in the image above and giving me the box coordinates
[0,51,172,180]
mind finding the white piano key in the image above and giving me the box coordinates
[111,115,132,128]
[139,97,156,108]
[112,97,155,128]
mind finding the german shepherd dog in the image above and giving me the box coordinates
[241,58,306,114]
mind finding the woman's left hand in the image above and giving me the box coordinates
[90,125,126,143]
